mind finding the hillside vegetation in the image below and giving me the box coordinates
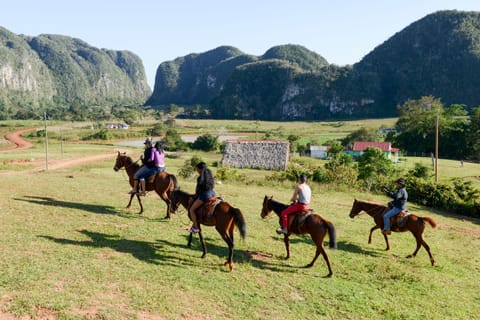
[150,10,480,121]
[0,27,151,118]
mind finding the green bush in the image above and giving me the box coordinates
[178,155,203,179]
[215,167,245,182]
[191,134,219,151]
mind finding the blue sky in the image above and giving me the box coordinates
[1,1,479,88]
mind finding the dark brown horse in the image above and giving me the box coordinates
[260,196,336,277]
[113,151,178,218]
[169,189,246,271]
[349,199,437,266]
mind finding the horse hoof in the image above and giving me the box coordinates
[224,261,234,271]
[406,254,413,259]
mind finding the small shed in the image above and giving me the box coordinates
[221,140,290,170]
[310,146,330,159]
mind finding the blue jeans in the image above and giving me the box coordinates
[198,190,216,201]
[383,207,403,231]
[137,166,160,180]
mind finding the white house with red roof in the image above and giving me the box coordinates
[345,141,399,162]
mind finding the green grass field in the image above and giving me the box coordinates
[0,146,479,319]
[0,120,479,319]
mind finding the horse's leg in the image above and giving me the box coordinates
[283,235,291,260]
[218,227,235,271]
[198,230,207,258]
[407,233,435,266]
[382,232,390,251]
[369,225,390,250]
[306,232,333,277]
[368,225,381,244]
[187,232,193,247]
[136,194,143,214]
[159,192,171,219]
[126,194,134,209]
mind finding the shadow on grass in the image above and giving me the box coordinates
[15,195,118,215]
[38,230,195,267]
[336,240,383,257]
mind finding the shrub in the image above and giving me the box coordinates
[215,167,245,182]
[191,134,219,151]
[178,155,204,179]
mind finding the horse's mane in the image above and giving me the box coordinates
[357,199,386,208]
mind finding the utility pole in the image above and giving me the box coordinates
[435,115,439,183]
[44,111,48,170]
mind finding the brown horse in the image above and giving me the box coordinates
[113,151,178,218]
[260,196,336,277]
[169,189,246,271]
[349,198,437,266]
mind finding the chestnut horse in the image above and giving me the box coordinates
[260,196,336,277]
[113,152,178,218]
[349,199,437,266]
[169,189,246,271]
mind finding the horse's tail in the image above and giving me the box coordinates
[422,216,437,229]
[325,220,337,249]
[231,207,247,239]
[169,174,179,190]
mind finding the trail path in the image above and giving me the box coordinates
[1,128,115,172]
[0,127,35,151]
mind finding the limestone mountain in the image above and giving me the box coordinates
[0,27,150,116]
[149,10,480,120]
[146,46,257,106]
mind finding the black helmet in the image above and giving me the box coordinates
[396,178,405,185]
[299,174,307,182]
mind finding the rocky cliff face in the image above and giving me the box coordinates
[0,27,151,112]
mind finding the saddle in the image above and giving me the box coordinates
[394,211,410,228]
[287,210,313,233]
[384,209,410,229]
[196,197,222,220]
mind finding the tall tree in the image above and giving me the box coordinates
[392,96,468,159]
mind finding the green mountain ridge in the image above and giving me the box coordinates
[150,10,480,120]
[2,10,480,121]
[0,27,150,117]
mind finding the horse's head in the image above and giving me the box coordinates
[113,151,128,171]
[349,199,362,218]
[169,189,180,213]
[260,195,273,218]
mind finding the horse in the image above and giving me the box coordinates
[260,196,337,277]
[113,151,178,218]
[169,189,246,271]
[349,198,437,266]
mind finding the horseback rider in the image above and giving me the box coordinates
[382,178,408,235]
[129,137,164,196]
[277,174,311,235]
[189,162,216,233]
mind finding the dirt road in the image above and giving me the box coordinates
[0,127,35,152]
[1,128,116,172]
